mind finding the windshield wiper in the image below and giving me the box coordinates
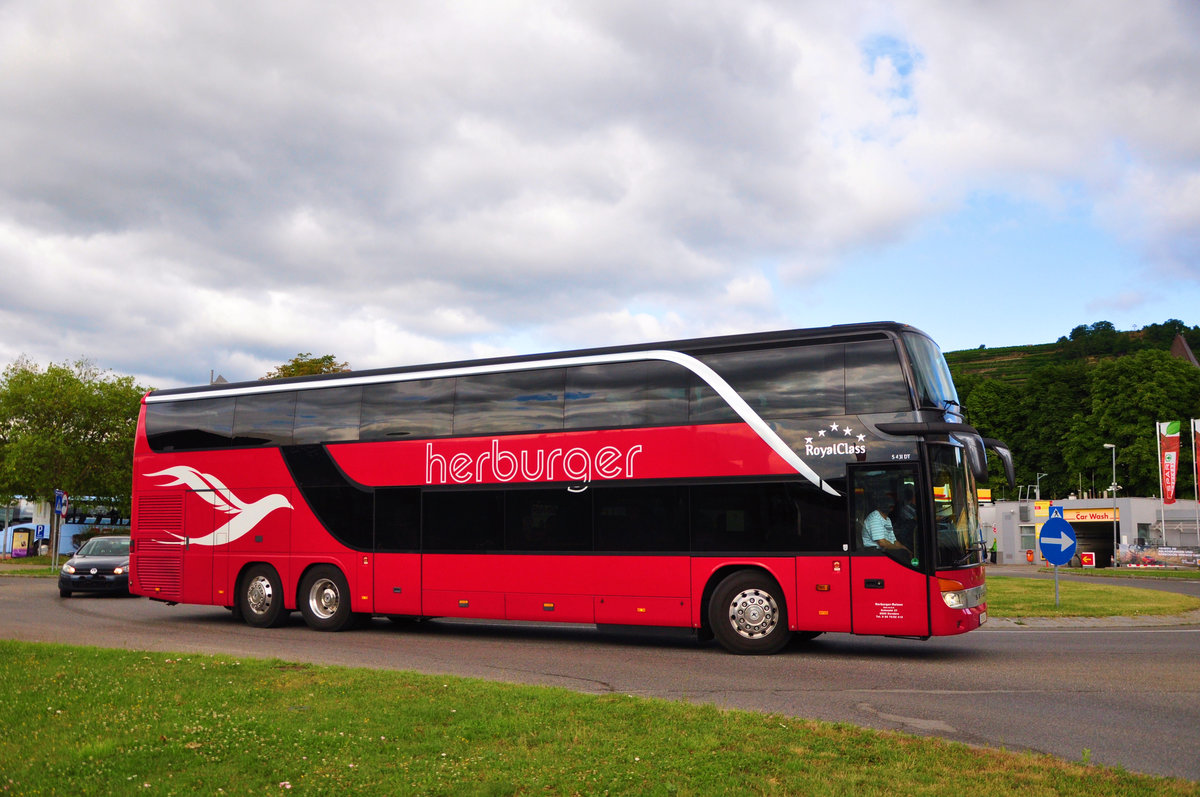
[950,539,987,566]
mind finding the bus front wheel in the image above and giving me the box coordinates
[708,571,792,655]
[239,564,287,628]
[299,565,356,632]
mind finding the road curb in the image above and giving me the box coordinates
[982,607,1200,630]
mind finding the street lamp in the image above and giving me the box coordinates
[1036,472,1049,501]
[1103,443,1119,568]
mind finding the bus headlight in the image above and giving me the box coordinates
[939,578,985,610]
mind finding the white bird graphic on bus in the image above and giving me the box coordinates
[146,466,293,546]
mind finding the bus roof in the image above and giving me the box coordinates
[148,320,931,402]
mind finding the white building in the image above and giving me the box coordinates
[982,497,1200,568]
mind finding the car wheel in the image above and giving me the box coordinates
[59,588,71,598]
[708,570,792,655]
[238,564,287,628]
[298,565,357,632]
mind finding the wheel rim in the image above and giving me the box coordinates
[246,574,274,616]
[307,577,341,620]
[726,588,779,639]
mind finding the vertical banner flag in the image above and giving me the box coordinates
[1158,421,1180,505]
[1193,418,1200,499]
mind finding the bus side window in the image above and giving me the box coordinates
[423,490,504,552]
[361,379,454,440]
[233,393,296,447]
[145,396,235,451]
[454,370,565,436]
[696,344,846,422]
[294,386,362,444]
[375,488,421,552]
[564,361,689,430]
[846,339,912,415]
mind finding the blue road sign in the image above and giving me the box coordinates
[1039,516,1077,566]
[1049,505,1064,519]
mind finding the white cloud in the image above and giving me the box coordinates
[1,1,1198,383]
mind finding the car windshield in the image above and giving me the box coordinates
[930,445,982,569]
[79,538,130,557]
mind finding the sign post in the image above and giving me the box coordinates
[1039,509,1078,607]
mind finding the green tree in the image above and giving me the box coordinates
[961,377,1022,495]
[261,353,351,380]
[1063,350,1200,498]
[0,358,146,513]
[1009,362,1091,499]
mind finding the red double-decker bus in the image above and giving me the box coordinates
[129,322,1013,654]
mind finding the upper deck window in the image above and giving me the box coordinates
[145,397,234,451]
[453,369,565,435]
[564,361,689,429]
[846,339,912,414]
[696,344,845,421]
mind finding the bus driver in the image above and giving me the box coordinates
[862,496,909,554]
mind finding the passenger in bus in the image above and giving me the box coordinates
[861,497,909,554]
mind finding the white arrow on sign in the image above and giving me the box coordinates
[1041,531,1074,550]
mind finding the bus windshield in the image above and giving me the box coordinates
[903,333,959,412]
[930,444,982,569]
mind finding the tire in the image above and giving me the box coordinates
[239,564,287,628]
[708,571,792,655]
[298,565,356,632]
[59,588,71,598]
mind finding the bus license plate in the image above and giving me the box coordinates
[979,610,987,625]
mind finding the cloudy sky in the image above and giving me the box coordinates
[2,1,1198,389]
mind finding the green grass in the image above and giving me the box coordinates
[985,576,1200,618]
[1034,566,1200,581]
[1,641,1196,796]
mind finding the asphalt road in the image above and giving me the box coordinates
[2,574,1198,782]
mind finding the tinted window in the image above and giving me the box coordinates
[564,361,689,429]
[361,379,454,440]
[698,345,846,422]
[375,487,421,552]
[688,372,739,424]
[281,445,373,550]
[851,465,922,569]
[454,370,564,435]
[294,386,362,444]
[902,332,959,410]
[145,397,235,451]
[423,490,504,551]
[691,482,842,553]
[505,488,592,551]
[846,340,911,414]
[233,393,296,447]
[594,486,689,552]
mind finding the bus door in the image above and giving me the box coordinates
[848,465,930,637]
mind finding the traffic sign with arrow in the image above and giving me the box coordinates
[1039,516,1077,567]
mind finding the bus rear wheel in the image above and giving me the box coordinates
[239,564,287,628]
[299,565,356,632]
[709,571,792,655]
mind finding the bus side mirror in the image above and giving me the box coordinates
[982,438,1016,489]
[958,433,990,485]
